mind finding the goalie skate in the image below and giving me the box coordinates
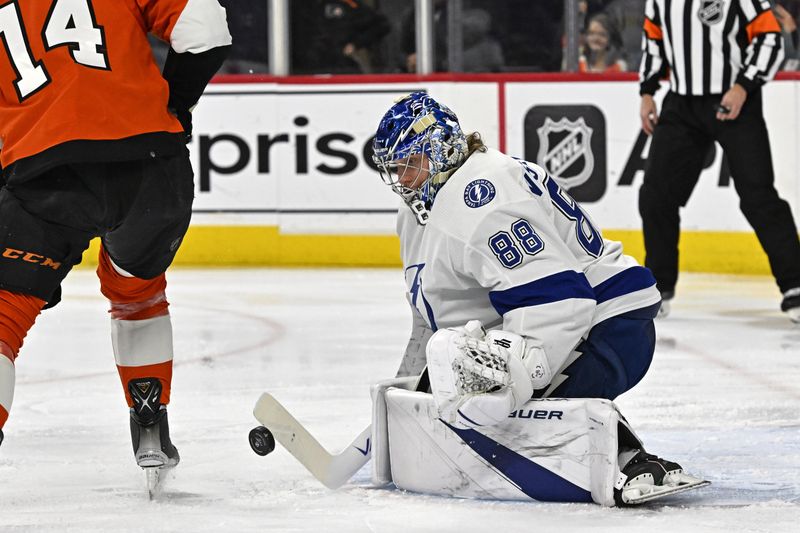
[614,451,709,505]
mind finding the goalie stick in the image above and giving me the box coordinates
[251,369,431,489]
[252,393,372,489]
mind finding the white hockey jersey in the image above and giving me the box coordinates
[398,148,661,379]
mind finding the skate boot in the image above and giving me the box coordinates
[128,377,180,469]
[614,450,709,505]
[657,291,674,319]
[781,287,800,323]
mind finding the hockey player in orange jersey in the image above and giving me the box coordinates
[0,0,231,490]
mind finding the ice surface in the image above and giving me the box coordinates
[1,269,798,532]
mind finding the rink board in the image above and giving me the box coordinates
[80,74,800,274]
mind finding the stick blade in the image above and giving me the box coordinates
[253,393,371,489]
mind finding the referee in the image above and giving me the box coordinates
[639,0,800,322]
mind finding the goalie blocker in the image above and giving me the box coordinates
[370,378,708,506]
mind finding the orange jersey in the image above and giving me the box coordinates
[0,0,230,170]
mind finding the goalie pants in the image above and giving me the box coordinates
[639,90,800,295]
[539,302,659,400]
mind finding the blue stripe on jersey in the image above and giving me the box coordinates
[488,270,595,316]
[593,266,657,304]
[421,290,438,332]
[442,421,593,503]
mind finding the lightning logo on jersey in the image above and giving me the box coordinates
[463,179,496,208]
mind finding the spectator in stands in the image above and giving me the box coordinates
[401,0,448,72]
[579,13,627,72]
[774,1,800,70]
[604,0,646,71]
[461,8,505,72]
[218,0,269,74]
[291,0,390,75]
[401,0,562,73]
[579,0,609,23]
[505,0,563,72]
[401,2,504,73]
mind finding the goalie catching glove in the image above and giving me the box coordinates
[426,321,551,429]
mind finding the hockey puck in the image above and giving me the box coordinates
[249,426,275,456]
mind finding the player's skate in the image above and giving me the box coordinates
[128,378,180,498]
[781,287,800,323]
[614,450,709,505]
[657,291,673,319]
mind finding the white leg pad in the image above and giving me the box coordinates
[370,377,419,486]
[0,355,15,414]
[374,388,630,506]
[111,315,174,367]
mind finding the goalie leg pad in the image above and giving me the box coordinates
[370,376,419,486]
[378,389,627,505]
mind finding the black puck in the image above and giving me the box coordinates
[249,426,276,456]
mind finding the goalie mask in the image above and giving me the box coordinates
[372,92,469,225]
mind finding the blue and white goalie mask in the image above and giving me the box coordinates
[372,92,469,225]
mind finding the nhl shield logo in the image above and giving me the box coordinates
[524,105,606,202]
[698,0,724,25]
[536,117,595,188]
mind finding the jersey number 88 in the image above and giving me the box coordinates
[489,218,545,269]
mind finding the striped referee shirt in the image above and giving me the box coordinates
[640,0,784,95]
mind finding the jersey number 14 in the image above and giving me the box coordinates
[0,0,108,102]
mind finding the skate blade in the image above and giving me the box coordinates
[145,465,175,500]
[623,477,711,505]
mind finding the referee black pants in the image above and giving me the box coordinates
[639,90,800,295]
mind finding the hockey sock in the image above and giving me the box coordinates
[97,247,169,320]
[0,344,13,429]
[0,291,46,429]
[97,247,174,408]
